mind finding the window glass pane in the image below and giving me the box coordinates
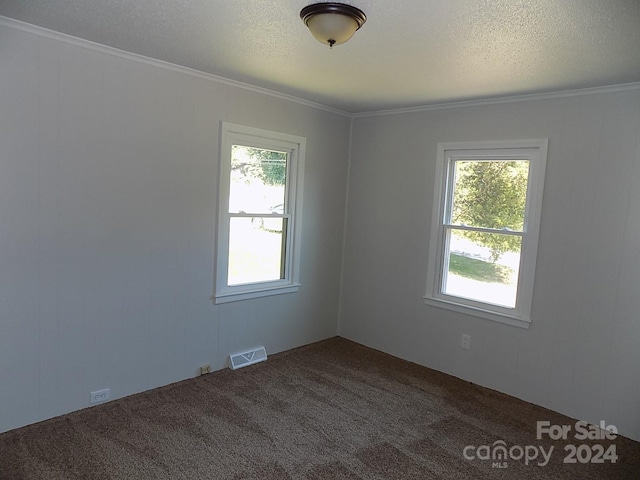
[228,217,286,286]
[451,160,529,231]
[229,146,287,214]
[443,230,521,308]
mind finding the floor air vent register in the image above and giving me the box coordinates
[229,346,267,370]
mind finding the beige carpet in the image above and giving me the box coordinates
[1,337,638,479]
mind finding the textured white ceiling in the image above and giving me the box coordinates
[1,0,639,113]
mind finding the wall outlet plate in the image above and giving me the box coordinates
[90,388,110,404]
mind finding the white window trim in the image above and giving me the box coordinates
[213,122,305,304]
[424,139,548,328]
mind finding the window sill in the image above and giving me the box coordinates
[423,296,531,329]
[213,283,301,304]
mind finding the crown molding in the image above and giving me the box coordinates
[352,82,640,118]
[0,16,351,118]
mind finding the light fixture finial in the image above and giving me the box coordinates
[300,3,367,48]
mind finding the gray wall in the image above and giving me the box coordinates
[340,90,640,441]
[0,21,350,433]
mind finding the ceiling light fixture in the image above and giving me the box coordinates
[300,3,367,48]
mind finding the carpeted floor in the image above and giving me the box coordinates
[0,337,638,479]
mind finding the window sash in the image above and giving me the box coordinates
[440,228,523,309]
[226,214,291,286]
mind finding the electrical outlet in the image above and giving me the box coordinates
[199,365,212,375]
[461,334,471,350]
[90,388,110,404]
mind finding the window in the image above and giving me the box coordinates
[214,123,305,303]
[425,140,547,328]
